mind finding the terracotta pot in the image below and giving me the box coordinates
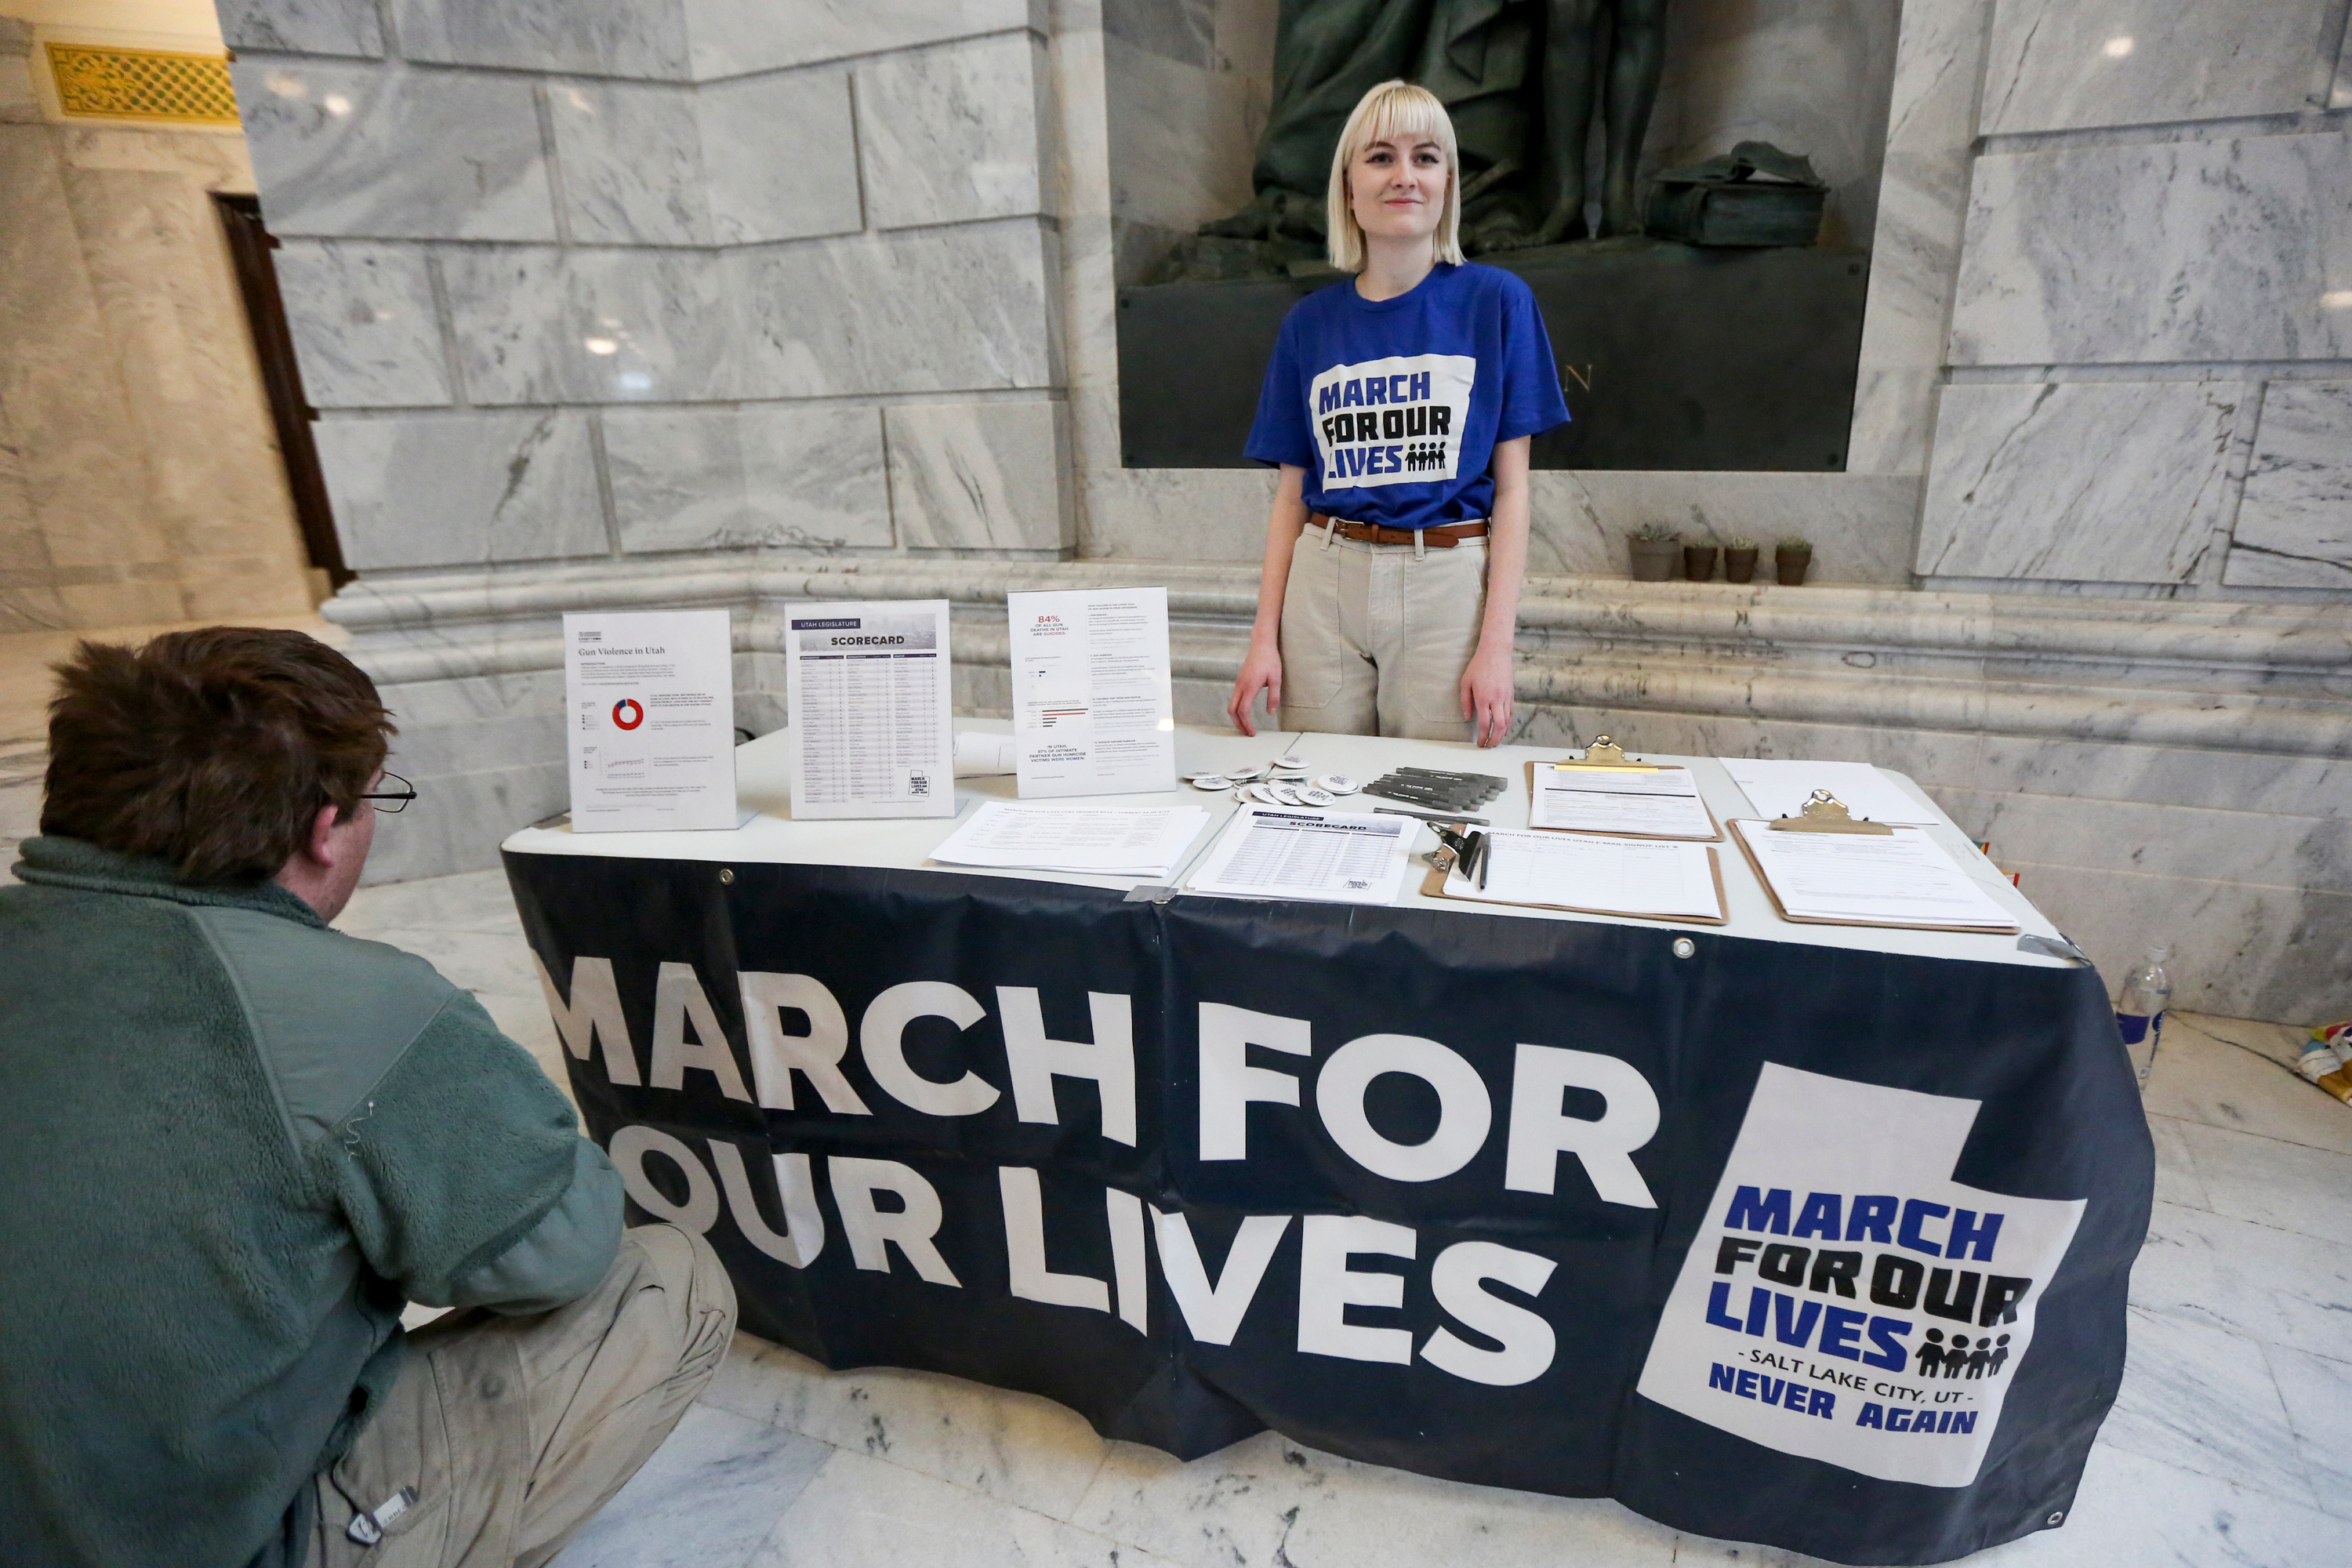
[1776,545,1813,586]
[1628,539,1679,581]
[1683,545,1719,581]
[1724,547,1759,583]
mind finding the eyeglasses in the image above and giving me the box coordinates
[359,771,418,813]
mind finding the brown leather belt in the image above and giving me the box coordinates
[1314,517,1489,548]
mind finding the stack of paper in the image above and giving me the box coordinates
[1530,766,1716,839]
[1448,832,1724,921]
[1187,808,1414,906]
[1732,822,2016,931]
[929,800,1208,880]
[1721,758,1936,826]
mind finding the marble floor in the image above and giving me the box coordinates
[325,868,2352,1568]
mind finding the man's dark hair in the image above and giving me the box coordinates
[42,627,397,884]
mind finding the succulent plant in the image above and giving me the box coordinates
[1777,535,1812,550]
[1632,522,1680,543]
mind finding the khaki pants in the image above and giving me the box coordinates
[1277,525,1486,741]
[310,1225,737,1568]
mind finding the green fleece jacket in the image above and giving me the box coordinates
[0,837,623,1568]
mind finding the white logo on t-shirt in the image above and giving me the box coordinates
[1308,354,1476,492]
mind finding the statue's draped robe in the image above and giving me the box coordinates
[1247,0,1543,234]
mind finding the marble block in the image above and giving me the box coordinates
[729,222,1057,397]
[858,34,1047,229]
[314,411,607,568]
[442,246,737,405]
[681,0,1040,80]
[1846,0,1988,476]
[2100,1305,2314,1507]
[2223,379,2352,588]
[1980,0,2336,136]
[697,67,861,245]
[1103,0,1216,69]
[886,401,1069,551]
[233,60,557,241]
[1072,1431,1679,1568]
[2263,1343,2352,1522]
[604,405,893,553]
[602,408,750,552]
[1103,36,1260,237]
[546,81,710,246]
[753,1447,1175,1568]
[740,405,893,549]
[1915,382,2239,582]
[391,0,690,81]
[218,0,383,56]
[1951,134,2352,366]
[705,1336,1109,1519]
[550,1405,831,1568]
[271,241,452,408]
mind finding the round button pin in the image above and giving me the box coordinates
[1300,787,1335,806]
[1190,774,1230,790]
[1313,775,1362,795]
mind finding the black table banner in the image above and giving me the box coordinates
[504,851,2151,1566]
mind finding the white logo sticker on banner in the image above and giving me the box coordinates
[1635,1063,2084,1487]
[1308,354,1476,490]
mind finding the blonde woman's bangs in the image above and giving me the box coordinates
[1325,81,1465,273]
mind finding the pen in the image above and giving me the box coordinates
[1474,831,1490,889]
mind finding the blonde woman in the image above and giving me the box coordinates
[1228,80,1568,746]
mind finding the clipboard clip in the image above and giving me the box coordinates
[1552,735,1661,773]
[1769,789,1896,835]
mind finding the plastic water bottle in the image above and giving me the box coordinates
[2115,946,2171,1086]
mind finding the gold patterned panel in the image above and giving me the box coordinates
[46,43,241,127]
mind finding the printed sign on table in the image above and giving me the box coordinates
[563,608,738,833]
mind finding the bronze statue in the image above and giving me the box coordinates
[1196,0,1669,263]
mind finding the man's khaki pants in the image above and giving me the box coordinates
[1276,526,1486,741]
[310,1225,738,1568]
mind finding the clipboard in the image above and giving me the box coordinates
[1729,819,2020,934]
[1419,841,1730,926]
[1523,761,1723,843]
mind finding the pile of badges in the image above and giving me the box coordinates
[1363,766,1506,815]
[1185,753,1364,809]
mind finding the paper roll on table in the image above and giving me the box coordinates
[953,732,1019,777]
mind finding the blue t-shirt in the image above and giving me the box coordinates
[1243,262,1570,528]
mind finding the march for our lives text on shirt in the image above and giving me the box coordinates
[1312,354,1476,488]
[1243,262,1572,532]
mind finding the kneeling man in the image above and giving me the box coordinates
[0,628,735,1568]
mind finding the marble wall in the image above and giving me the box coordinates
[0,16,315,630]
[1924,0,2352,597]
[228,0,1072,580]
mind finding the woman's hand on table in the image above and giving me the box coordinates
[1229,639,1282,737]
[1460,641,1515,747]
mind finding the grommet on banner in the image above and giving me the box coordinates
[718,867,735,885]
[1672,938,1696,959]
[2045,1512,2064,1526]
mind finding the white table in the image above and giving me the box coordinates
[505,720,2073,972]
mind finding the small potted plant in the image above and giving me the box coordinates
[1776,535,1813,586]
[1683,540,1719,581]
[1628,523,1680,581]
[1723,536,1759,583]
